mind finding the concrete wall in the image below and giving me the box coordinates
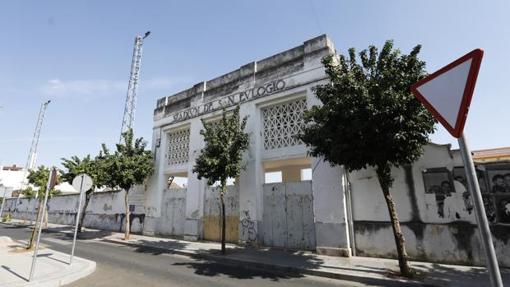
[4,187,147,233]
[349,143,510,267]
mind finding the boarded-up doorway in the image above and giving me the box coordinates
[156,188,187,236]
[262,181,316,250]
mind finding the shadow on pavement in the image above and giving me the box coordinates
[37,253,70,265]
[415,263,493,286]
[1,265,27,281]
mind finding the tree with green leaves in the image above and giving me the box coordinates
[299,41,435,277]
[23,165,60,249]
[99,129,154,240]
[61,155,106,233]
[193,106,249,255]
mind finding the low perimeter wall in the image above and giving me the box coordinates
[3,188,146,233]
[350,144,510,268]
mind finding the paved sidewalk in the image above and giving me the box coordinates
[102,232,510,287]
[0,236,96,287]
[4,220,510,286]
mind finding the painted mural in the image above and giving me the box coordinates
[422,162,510,224]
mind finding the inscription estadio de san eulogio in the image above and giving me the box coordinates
[168,79,286,124]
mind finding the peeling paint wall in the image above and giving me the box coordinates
[155,188,186,237]
[350,143,510,267]
[262,181,315,250]
[203,185,239,243]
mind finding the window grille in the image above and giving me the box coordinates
[167,128,190,165]
[262,98,306,150]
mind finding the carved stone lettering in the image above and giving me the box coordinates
[167,79,287,124]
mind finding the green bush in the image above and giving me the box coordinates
[2,213,11,222]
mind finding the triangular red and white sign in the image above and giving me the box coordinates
[411,49,483,138]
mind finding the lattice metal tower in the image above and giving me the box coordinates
[13,100,50,210]
[119,31,150,141]
[23,100,51,183]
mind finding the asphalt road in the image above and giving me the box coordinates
[0,224,365,287]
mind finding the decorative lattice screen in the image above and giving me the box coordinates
[167,128,190,165]
[204,119,221,131]
[262,98,307,150]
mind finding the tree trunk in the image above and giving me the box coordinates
[78,191,92,233]
[124,189,130,240]
[220,183,227,255]
[376,165,413,277]
[27,200,43,250]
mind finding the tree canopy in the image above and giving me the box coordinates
[99,129,154,191]
[61,155,105,191]
[300,40,436,178]
[23,165,60,199]
[193,106,249,187]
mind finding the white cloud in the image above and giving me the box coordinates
[40,78,126,98]
[38,76,187,101]
[144,77,180,89]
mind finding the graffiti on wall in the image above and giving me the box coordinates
[422,162,510,224]
[240,210,257,243]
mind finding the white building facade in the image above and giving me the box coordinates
[144,35,352,256]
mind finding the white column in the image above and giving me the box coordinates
[143,128,167,235]
[183,118,206,241]
[312,159,351,256]
[238,102,264,244]
[306,87,351,256]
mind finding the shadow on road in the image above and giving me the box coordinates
[172,260,302,281]
[42,227,113,241]
[170,247,326,281]
[132,240,189,255]
[2,224,32,229]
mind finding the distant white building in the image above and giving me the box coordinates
[0,164,77,197]
[0,165,25,197]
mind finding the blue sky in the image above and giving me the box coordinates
[0,0,508,167]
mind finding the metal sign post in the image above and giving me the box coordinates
[70,174,93,265]
[0,185,7,219]
[411,49,502,287]
[458,134,502,287]
[29,167,57,282]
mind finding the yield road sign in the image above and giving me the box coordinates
[411,49,502,287]
[410,49,483,138]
